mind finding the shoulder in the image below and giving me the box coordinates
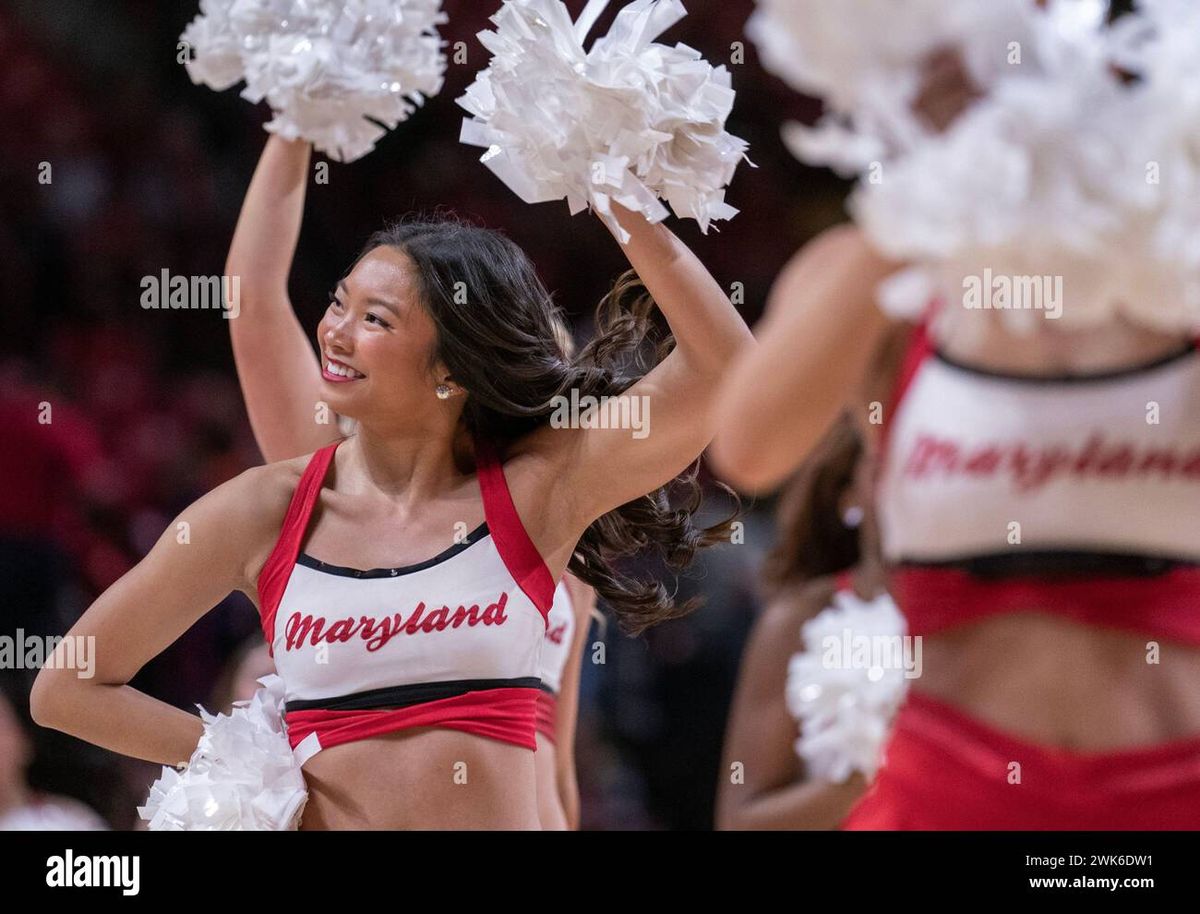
[169,454,313,584]
[804,222,866,256]
[731,577,839,704]
[503,425,577,481]
[751,577,840,656]
[784,223,870,274]
[771,224,901,309]
[479,429,579,540]
[195,456,307,527]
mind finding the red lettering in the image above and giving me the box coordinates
[1074,433,1105,473]
[1019,447,1070,491]
[904,435,959,477]
[284,613,325,650]
[1096,446,1134,476]
[1137,450,1177,476]
[892,432,1200,489]
[324,616,363,643]
[404,602,427,635]
[963,447,1002,474]
[421,606,450,633]
[281,592,512,653]
[364,615,398,652]
[482,592,509,625]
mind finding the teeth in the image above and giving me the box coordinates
[326,360,363,379]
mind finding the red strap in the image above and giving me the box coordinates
[257,443,340,653]
[888,304,940,422]
[834,569,856,595]
[474,436,556,622]
[876,303,938,491]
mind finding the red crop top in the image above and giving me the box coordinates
[256,436,556,765]
[876,322,1200,644]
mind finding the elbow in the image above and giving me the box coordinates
[29,666,74,732]
[29,667,59,729]
[707,433,784,496]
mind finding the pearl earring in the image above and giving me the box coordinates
[435,384,452,400]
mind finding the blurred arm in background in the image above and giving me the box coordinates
[715,577,869,830]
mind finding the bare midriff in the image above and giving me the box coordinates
[911,612,1200,751]
[296,726,540,829]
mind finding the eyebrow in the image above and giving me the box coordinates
[338,280,402,318]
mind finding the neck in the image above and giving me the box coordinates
[345,423,468,504]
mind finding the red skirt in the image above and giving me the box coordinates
[841,689,1200,830]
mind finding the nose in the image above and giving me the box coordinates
[323,310,353,353]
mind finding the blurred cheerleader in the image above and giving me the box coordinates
[716,413,896,829]
[713,3,1200,829]
[30,123,751,828]
[222,137,598,828]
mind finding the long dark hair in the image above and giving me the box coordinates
[349,212,738,636]
[762,413,863,596]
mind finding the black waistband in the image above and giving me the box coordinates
[932,342,1198,383]
[285,677,543,713]
[897,550,1199,580]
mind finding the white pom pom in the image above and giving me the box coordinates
[457,0,750,243]
[785,589,910,784]
[852,2,1200,334]
[180,0,448,162]
[179,0,244,91]
[138,674,307,831]
[746,0,1070,172]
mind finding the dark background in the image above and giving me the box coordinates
[0,0,847,829]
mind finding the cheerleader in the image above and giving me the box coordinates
[716,414,886,829]
[536,575,596,830]
[711,35,1200,828]
[29,128,753,829]
[223,136,598,828]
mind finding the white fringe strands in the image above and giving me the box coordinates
[138,675,307,830]
[785,590,909,784]
[745,0,1061,175]
[180,0,448,162]
[458,0,751,244]
[748,0,1200,333]
[852,0,1200,332]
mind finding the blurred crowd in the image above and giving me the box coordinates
[0,0,844,829]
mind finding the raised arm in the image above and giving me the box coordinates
[226,136,340,462]
[543,202,755,527]
[29,464,293,766]
[708,224,900,494]
[715,582,870,830]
